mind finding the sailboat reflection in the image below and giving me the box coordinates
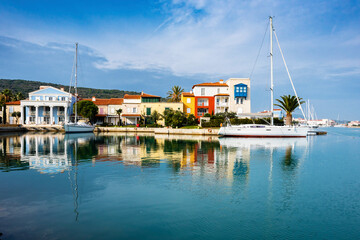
[20,133,95,173]
[20,133,95,221]
[218,137,309,183]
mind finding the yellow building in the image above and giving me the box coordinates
[181,92,195,115]
[6,101,21,124]
[140,101,184,126]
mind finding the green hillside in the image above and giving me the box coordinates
[0,79,141,99]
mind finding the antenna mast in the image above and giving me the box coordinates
[74,43,78,123]
[270,17,274,125]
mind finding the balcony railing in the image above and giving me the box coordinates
[58,111,65,115]
[197,103,209,107]
[216,102,229,107]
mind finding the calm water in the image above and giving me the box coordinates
[0,128,360,239]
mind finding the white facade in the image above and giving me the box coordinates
[226,78,251,115]
[193,85,228,96]
[21,86,75,125]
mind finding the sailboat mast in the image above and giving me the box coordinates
[74,42,78,123]
[270,16,274,125]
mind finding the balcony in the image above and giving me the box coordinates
[197,103,209,107]
[216,102,229,107]
[58,111,65,116]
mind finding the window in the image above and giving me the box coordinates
[187,108,191,113]
[49,97,53,101]
[197,108,208,116]
[9,107,13,113]
[217,88,220,94]
[132,108,137,113]
[198,99,208,106]
[165,107,170,111]
[127,108,131,113]
[142,98,160,103]
[187,98,191,103]
[146,107,151,115]
[225,98,228,103]
[236,87,239,92]
[201,88,205,96]
[236,98,244,104]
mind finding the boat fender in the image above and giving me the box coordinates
[208,128,212,133]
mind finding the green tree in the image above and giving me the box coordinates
[14,92,24,101]
[116,108,122,126]
[0,89,14,124]
[151,110,162,125]
[163,109,186,128]
[167,86,184,102]
[274,95,305,126]
[75,100,98,123]
[11,111,21,124]
[186,114,198,126]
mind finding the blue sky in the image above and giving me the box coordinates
[0,0,359,120]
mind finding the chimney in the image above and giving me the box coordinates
[141,91,144,95]
[92,96,96,101]
[60,87,64,91]
[219,79,224,84]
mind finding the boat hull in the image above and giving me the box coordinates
[218,125,309,138]
[64,123,95,133]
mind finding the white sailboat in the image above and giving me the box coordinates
[218,17,310,138]
[64,43,95,133]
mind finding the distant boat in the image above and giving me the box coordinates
[219,17,310,138]
[64,43,95,133]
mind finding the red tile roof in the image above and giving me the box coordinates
[192,82,228,89]
[182,92,194,97]
[82,98,110,105]
[6,101,20,105]
[141,92,160,98]
[108,98,124,105]
[124,94,141,99]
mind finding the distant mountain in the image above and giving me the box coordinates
[0,79,141,99]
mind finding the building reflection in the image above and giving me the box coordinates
[2,133,309,182]
[19,133,95,174]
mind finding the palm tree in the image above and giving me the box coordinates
[116,108,122,126]
[167,86,184,102]
[14,92,24,101]
[0,89,14,124]
[274,95,305,126]
[151,110,162,125]
[11,111,21,124]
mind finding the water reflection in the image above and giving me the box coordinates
[0,133,309,179]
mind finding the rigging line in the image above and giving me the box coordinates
[273,30,308,122]
[68,49,77,97]
[249,21,269,79]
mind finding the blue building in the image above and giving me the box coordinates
[20,86,75,125]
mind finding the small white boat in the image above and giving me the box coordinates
[219,124,309,138]
[64,122,95,133]
[64,43,94,133]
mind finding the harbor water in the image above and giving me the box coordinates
[0,128,359,239]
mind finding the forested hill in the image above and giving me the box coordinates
[0,79,141,98]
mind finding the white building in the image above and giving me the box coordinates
[21,86,75,125]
